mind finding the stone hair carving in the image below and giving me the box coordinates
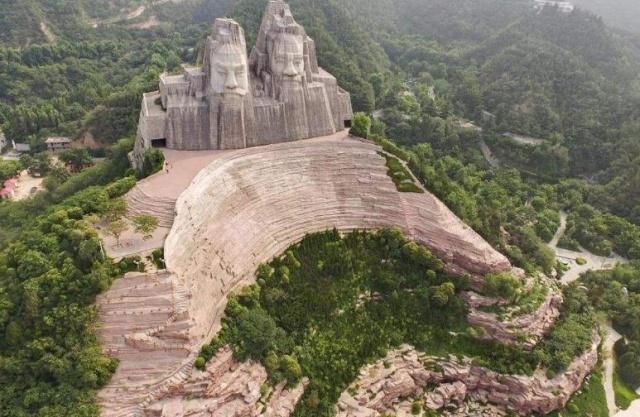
[133,0,353,160]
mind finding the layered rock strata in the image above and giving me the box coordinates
[337,343,600,417]
[145,346,307,417]
[164,135,512,340]
[464,286,563,348]
[97,272,193,417]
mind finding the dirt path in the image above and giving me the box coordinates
[12,170,44,201]
[479,138,500,168]
[39,21,56,43]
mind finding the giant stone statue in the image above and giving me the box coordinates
[134,0,352,159]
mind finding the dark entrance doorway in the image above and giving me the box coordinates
[151,138,167,148]
[344,119,352,129]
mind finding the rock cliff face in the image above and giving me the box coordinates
[164,134,511,340]
[464,287,563,348]
[145,347,307,417]
[337,343,600,417]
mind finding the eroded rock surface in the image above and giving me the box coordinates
[145,346,307,417]
[464,287,563,348]
[337,343,600,417]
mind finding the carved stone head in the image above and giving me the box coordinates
[269,32,304,82]
[204,19,249,97]
[250,1,310,97]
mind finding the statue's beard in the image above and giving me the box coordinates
[273,75,304,100]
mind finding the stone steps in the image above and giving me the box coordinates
[126,186,176,228]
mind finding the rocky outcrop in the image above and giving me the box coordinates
[337,343,600,417]
[464,288,563,348]
[144,346,307,417]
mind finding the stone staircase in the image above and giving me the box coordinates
[97,271,194,417]
[126,186,176,228]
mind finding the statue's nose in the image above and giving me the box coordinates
[283,55,298,77]
[225,70,238,90]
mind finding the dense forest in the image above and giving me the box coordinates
[1,0,640,416]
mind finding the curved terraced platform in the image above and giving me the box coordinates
[97,132,511,416]
[165,134,511,339]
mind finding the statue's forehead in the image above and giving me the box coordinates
[212,43,246,58]
[271,33,303,53]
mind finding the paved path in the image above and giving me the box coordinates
[605,324,623,416]
[503,132,546,146]
[548,211,627,284]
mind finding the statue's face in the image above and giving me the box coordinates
[210,43,249,96]
[270,33,304,82]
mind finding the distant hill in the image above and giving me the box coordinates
[0,0,216,46]
[571,0,640,33]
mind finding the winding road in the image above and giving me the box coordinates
[546,211,639,416]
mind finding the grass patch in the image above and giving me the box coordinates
[576,257,588,266]
[371,135,411,161]
[614,366,639,410]
[380,152,424,193]
[548,371,608,417]
[478,277,548,318]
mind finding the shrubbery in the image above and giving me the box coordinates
[138,148,165,179]
[350,113,371,138]
[483,272,522,301]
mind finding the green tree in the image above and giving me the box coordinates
[20,152,51,177]
[350,113,372,138]
[103,198,127,223]
[106,219,128,247]
[132,215,159,240]
[60,148,93,172]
